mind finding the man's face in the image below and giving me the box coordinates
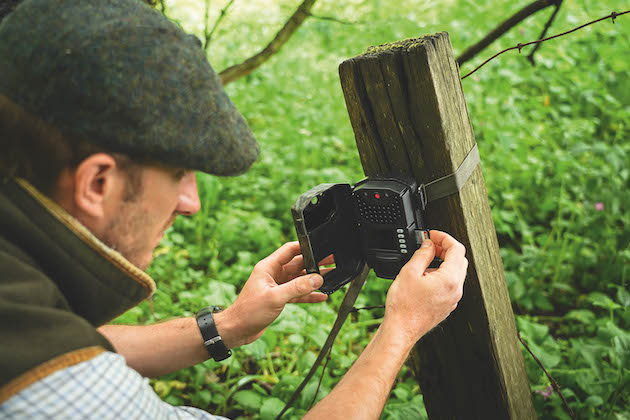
[101,165,200,270]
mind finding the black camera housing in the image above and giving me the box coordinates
[292,176,430,294]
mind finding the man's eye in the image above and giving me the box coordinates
[174,170,187,180]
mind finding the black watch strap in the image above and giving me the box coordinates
[196,306,232,362]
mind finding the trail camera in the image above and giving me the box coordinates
[292,176,431,294]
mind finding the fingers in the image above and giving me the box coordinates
[286,266,334,282]
[259,242,303,277]
[399,239,436,277]
[273,273,325,304]
[289,292,328,304]
[429,230,468,280]
[266,242,302,266]
[319,254,335,266]
[428,230,459,259]
[281,254,335,279]
[282,254,305,277]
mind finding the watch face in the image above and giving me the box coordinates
[210,306,224,313]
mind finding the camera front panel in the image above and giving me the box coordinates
[353,179,426,279]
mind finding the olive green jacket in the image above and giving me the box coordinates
[0,178,155,403]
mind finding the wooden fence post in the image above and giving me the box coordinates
[338,32,536,419]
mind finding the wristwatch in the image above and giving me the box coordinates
[196,306,232,361]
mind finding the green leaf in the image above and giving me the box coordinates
[613,335,630,369]
[272,375,301,399]
[616,287,630,308]
[233,389,264,412]
[517,317,549,344]
[192,389,212,407]
[392,387,410,401]
[260,397,286,420]
[577,342,604,377]
[584,395,604,407]
[297,351,317,373]
[526,338,561,368]
[589,292,621,310]
[243,338,267,359]
[300,380,329,407]
[565,309,596,324]
[164,394,184,406]
[288,333,304,346]
[201,281,238,307]
[533,293,554,311]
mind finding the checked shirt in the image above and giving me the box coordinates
[0,351,228,420]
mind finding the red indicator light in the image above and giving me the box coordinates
[374,193,381,199]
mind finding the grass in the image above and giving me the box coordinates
[114,0,630,418]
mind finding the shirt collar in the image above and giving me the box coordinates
[0,177,155,325]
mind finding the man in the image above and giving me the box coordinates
[0,0,467,418]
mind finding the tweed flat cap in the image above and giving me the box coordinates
[0,0,259,176]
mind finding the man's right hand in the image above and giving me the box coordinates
[303,230,468,419]
[382,230,468,346]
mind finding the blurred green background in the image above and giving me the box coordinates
[114,0,630,418]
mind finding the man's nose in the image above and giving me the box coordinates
[176,171,201,216]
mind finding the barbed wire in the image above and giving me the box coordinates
[518,332,576,419]
[461,10,629,80]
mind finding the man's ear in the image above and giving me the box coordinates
[73,153,123,220]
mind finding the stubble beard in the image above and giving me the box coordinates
[100,200,152,271]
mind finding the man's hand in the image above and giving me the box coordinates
[303,230,467,419]
[383,230,468,346]
[215,242,330,348]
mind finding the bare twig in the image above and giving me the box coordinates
[203,0,211,49]
[461,10,629,80]
[308,345,333,409]
[518,332,576,419]
[275,266,369,420]
[350,305,385,313]
[204,0,235,51]
[527,0,563,64]
[457,0,561,66]
[305,12,360,25]
[219,0,318,85]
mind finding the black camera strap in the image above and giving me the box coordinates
[418,143,480,209]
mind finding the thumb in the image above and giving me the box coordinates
[400,240,436,277]
[274,273,324,303]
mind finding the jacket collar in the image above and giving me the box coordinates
[0,177,155,325]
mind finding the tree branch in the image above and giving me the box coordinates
[219,0,318,85]
[305,11,360,25]
[204,0,235,51]
[457,0,560,66]
[526,0,563,65]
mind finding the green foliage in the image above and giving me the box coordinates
[114,0,630,418]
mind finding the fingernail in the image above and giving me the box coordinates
[421,240,433,248]
[309,275,322,288]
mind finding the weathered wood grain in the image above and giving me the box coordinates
[339,32,536,419]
